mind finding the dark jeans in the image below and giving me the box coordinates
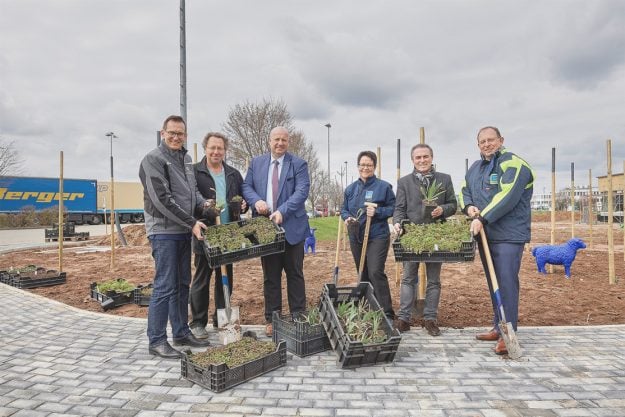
[477,240,524,332]
[189,253,234,328]
[147,237,192,346]
[261,240,306,323]
[349,237,395,319]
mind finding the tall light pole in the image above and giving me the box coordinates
[179,0,187,148]
[105,131,117,269]
[344,161,348,189]
[325,123,331,215]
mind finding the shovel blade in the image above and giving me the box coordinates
[218,325,242,345]
[217,305,240,328]
[498,321,523,359]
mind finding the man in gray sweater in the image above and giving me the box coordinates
[139,115,211,359]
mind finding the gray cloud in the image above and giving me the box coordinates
[549,1,625,89]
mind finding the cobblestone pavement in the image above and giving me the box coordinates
[1,283,624,417]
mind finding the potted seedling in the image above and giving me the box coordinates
[420,179,445,223]
[228,195,244,221]
[345,208,364,240]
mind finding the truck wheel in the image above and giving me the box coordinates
[90,215,102,225]
[131,213,144,223]
[119,215,129,224]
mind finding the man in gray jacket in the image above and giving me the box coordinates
[139,115,211,359]
[393,144,457,336]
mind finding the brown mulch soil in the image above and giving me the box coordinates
[2,220,624,328]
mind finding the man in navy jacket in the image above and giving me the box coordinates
[242,126,310,337]
[460,126,534,355]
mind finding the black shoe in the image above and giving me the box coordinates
[148,342,182,359]
[172,333,211,347]
[423,319,441,336]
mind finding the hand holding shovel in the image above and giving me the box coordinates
[357,202,377,282]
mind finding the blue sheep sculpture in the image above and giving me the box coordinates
[531,237,586,279]
[304,228,316,255]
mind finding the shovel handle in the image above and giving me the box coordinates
[358,202,377,282]
[479,229,500,293]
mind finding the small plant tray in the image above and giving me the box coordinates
[202,219,285,268]
[90,281,135,310]
[272,311,331,357]
[392,240,475,263]
[133,284,153,306]
[0,267,66,289]
[180,340,287,393]
[319,282,402,369]
[9,271,67,289]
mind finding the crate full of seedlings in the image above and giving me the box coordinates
[181,337,287,393]
[133,284,153,306]
[1,265,67,289]
[272,308,331,357]
[90,278,135,310]
[202,216,285,268]
[393,220,475,263]
[319,282,402,369]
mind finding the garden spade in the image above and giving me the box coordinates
[214,215,241,345]
[357,202,378,282]
[479,229,522,359]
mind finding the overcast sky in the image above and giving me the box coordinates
[1,0,624,196]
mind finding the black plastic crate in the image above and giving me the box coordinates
[90,281,135,310]
[0,271,10,285]
[202,219,285,268]
[393,240,475,263]
[9,270,67,289]
[180,340,287,393]
[133,284,153,306]
[272,311,331,357]
[319,282,402,369]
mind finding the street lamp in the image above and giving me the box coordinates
[324,123,331,215]
[344,161,348,189]
[105,131,117,268]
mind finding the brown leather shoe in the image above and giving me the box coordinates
[423,320,440,336]
[396,319,410,332]
[265,323,273,337]
[475,329,499,341]
[494,337,508,355]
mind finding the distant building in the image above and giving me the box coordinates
[531,192,552,211]
[596,172,624,222]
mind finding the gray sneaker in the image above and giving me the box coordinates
[190,326,209,339]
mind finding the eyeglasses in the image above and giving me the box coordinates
[358,164,374,169]
[166,131,186,138]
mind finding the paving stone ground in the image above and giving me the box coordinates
[1,283,624,417]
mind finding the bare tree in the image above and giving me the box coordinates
[0,139,23,176]
[222,98,294,170]
[308,168,326,213]
[222,98,325,212]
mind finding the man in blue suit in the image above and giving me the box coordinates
[242,126,311,337]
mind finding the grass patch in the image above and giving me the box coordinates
[308,216,343,242]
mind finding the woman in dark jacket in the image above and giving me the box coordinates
[341,150,396,319]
